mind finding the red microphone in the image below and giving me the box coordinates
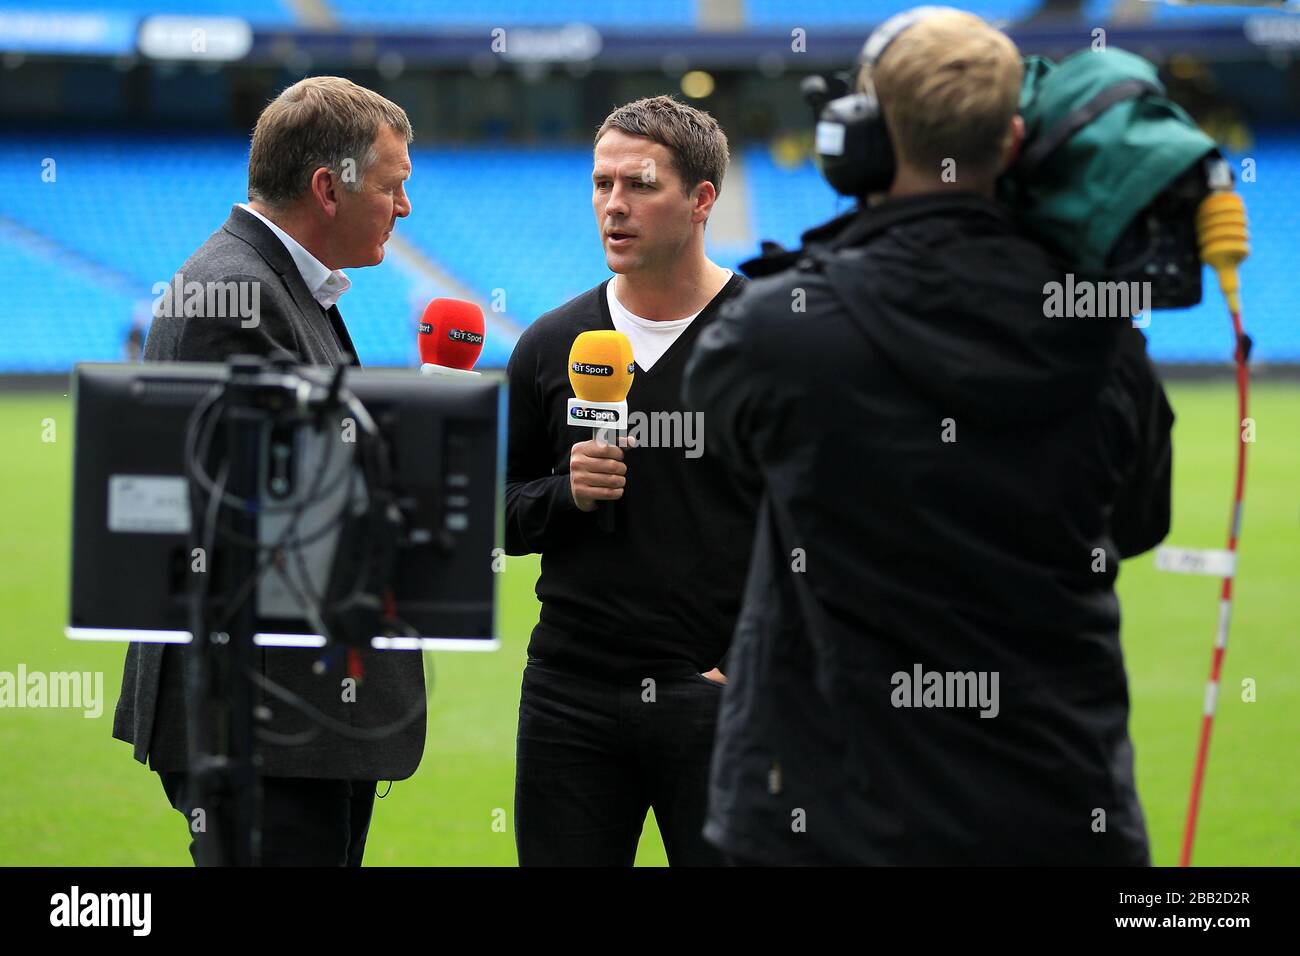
[418,298,485,377]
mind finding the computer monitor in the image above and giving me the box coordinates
[67,361,504,651]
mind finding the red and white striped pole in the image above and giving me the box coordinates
[1178,306,1249,867]
[1177,184,1250,867]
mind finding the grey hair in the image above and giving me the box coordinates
[247,76,412,207]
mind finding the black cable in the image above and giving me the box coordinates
[188,393,357,636]
[183,451,229,767]
[244,648,433,743]
[212,464,358,634]
[242,576,437,746]
[189,389,378,562]
[186,383,356,517]
[256,724,322,747]
[183,368,429,746]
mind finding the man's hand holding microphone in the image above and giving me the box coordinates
[569,435,633,512]
[567,330,635,529]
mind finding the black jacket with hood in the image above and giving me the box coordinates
[683,193,1173,865]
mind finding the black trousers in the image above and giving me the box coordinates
[514,660,725,866]
[158,771,377,866]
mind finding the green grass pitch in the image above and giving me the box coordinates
[0,381,1295,865]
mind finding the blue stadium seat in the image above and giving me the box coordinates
[1140,1,1253,22]
[0,132,1295,370]
[740,141,1296,363]
[745,0,1044,27]
[400,146,756,328]
[0,0,297,25]
[402,147,606,330]
[743,144,851,251]
[0,231,134,371]
[1144,138,1291,362]
[328,0,694,29]
[0,133,462,368]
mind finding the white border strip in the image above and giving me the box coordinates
[66,626,499,652]
[371,636,501,652]
[66,627,192,644]
[253,633,327,648]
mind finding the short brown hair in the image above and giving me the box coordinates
[862,10,1021,177]
[594,95,730,198]
[248,76,413,207]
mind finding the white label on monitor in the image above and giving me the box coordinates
[816,121,846,157]
[108,475,190,534]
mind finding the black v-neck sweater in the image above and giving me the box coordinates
[504,274,758,679]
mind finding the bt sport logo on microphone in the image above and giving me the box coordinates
[570,405,621,424]
[418,323,483,346]
[571,361,636,377]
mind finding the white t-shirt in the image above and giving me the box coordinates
[606,273,732,372]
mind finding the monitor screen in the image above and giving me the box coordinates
[67,362,504,651]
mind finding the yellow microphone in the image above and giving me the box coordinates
[568,330,635,533]
[567,330,635,431]
[1196,172,1249,315]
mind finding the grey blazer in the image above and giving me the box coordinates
[112,205,426,780]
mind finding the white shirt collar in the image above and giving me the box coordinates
[237,203,351,310]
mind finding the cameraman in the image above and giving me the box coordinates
[684,9,1173,865]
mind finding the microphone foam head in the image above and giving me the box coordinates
[419,298,485,370]
[568,330,635,403]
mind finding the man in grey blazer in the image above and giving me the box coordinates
[114,76,421,865]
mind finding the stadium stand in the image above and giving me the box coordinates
[0,0,1285,31]
[747,0,1045,25]
[327,0,696,29]
[0,228,136,372]
[1143,2,1260,22]
[745,140,1296,363]
[0,131,1294,370]
[0,0,297,25]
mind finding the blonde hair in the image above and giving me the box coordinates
[860,10,1022,177]
[248,76,412,207]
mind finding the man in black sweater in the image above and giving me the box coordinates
[505,96,754,865]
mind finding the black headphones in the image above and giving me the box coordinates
[805,6,961,197]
